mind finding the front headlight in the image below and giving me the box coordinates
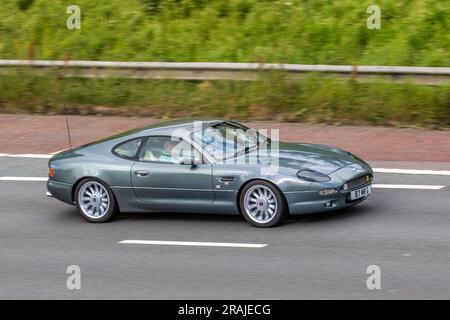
[297,170,331,182]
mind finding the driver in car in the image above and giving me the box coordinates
[159,141,179,163]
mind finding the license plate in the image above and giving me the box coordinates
[350,185,371,200]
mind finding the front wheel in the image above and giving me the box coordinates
[239,180,287,227]
[75,178,117,223]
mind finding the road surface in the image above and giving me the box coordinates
[0,156,449,299]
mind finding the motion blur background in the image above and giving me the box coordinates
[0,0,449,127]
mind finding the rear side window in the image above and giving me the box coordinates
[139,136,202,164]
[113,138,142,159]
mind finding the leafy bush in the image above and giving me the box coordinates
[1,0,449,128]
[17,0,33,11]
[140,0,162,15]
[0,71,448,128]
[0,0,448,66]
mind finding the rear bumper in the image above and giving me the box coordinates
[46,179,74,204]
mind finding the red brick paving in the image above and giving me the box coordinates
[0,114,449,162]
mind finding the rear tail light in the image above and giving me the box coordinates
[48,167,55,177]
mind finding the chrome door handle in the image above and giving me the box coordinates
[135,170,149,177]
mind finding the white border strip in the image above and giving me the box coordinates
[372,184,445,190]
[119,240,267,248]
[0,154,52,159]
[373,168,450,176]
[0,177,48,181]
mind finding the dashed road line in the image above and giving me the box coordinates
[119,240,267,248]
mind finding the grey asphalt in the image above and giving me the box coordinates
[0,158,449,299]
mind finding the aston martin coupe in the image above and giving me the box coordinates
[47,119,373,227]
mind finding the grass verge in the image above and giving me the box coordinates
[0,71,449,128]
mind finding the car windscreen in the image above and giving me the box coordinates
[190,122,265,161]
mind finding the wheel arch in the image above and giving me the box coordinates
[71,177,119,210]
[236,178,290,216]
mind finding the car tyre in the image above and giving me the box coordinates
[239,180,287,227]
[75,178,117,223]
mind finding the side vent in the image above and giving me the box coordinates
[217,176,236,182]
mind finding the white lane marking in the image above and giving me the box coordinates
[0,154,52,159]
[1,153,450,176]
[373,168,450,176]
[0,177,447,191]
[119,240,267,248]
[372,184,445,190]
[49,149,68,155]
[0,177,48,181]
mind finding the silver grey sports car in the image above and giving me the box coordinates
[47,119,373,227]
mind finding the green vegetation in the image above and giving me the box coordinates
[0,0,449,127]
[1,72,449,127]
[0,0,449,66]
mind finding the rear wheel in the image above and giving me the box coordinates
[75,178,117,223]
[239,180,287,227]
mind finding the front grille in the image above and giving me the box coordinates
[342,174,372,191]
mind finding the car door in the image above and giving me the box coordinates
[131,136,214,212]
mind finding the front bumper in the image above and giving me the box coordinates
[286,184,371,215]
[287,163,373,215]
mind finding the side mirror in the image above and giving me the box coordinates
[178,156,201,166]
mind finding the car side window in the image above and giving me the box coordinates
[139,136,201,164]
[112,138,142,159]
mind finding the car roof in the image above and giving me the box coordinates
[52,118,231,159]
[135,118,226,136]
